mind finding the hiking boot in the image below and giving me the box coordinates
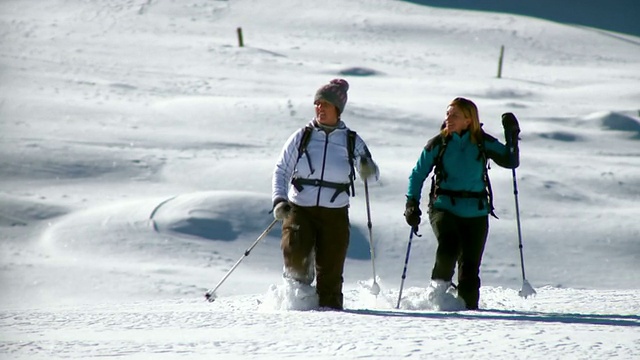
[318,292,343,310]
[427,279,451,301]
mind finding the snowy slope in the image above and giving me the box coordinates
[1,0,639,359]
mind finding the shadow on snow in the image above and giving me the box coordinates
[344,308,640,327]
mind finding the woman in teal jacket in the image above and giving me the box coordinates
[404,97,520,310]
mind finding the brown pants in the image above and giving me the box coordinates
[281,204,350,309]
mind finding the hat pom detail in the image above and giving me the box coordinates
[329,78,349,92]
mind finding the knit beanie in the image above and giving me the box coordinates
[314,79,349,114]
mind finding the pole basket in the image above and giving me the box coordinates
[519,279,536,298]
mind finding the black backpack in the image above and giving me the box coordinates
[295,125,357,198]
[429,132,497,218]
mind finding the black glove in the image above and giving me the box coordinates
[273,198,292,221]
[404,198,422,228]
[502,112,520,146]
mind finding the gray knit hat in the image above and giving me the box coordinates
[314,79,349,114]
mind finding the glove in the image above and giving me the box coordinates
[502,112,521,146]
[273,198,292,221]
[404,197,422,227]
[359,157,376,180]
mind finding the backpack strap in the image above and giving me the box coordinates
[428,134,449,206]
[291,178,351,202]
[346,129,357,197]
[428,132,498,218]
[433,135,449,185]
[296,126,314,175]
[292,126,357,200]
[478,133,498,219]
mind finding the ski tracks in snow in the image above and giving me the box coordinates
[1,288,639,359]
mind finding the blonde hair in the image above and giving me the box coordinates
[441,97,483,144]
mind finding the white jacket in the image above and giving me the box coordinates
[272,120,380,208]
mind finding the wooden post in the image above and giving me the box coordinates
[497,45,504,78]
[237,27,244,47]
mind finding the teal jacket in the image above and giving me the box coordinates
[407,130,518,218]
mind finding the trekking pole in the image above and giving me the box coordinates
[204,218,278,302]
[396,227,421,308]
[364,178,381,295]
[511,165,536,298]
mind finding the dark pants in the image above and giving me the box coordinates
[281,204,350,310]
[429,208,488,310]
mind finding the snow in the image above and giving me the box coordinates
[1,0,639,359]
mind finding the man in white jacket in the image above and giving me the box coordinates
[271,79,380,310]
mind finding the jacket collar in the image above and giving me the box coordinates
[448,129,470,142]
[310,119,346,131]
